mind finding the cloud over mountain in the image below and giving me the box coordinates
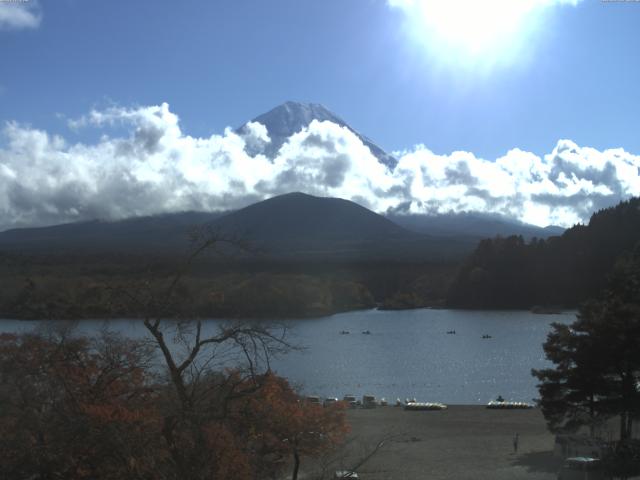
[0,102,638,231]
[0,2,41,30]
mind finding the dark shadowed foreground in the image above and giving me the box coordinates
[318,406,561,480]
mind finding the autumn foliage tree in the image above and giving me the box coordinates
[233,373,350,480]
[1,231,352,479]
[0,329,350,480]
[0,329,161,480]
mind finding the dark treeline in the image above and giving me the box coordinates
[532,245,640,479]
[5,197,640,318]
[447,198,640,309]
[0,253,456,320]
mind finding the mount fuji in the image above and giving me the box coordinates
[236,101,397,168]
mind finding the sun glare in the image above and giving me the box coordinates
[393,0,556,68]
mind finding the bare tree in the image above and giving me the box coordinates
[109,228,294,479]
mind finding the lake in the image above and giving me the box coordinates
[0,308,575,405]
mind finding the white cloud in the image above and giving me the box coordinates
[0,102,638,231]
[0,2,41,30]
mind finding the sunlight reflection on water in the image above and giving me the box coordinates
[0,308,575,405]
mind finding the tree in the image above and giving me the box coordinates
[533,245,640,442]
[0,329,350,480]
[0,328,161,480]
[110,230,294,479]
[2,230,352,480]
[233,373,349,480]
[106,229,349,479]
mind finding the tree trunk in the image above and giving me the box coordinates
[620,412,627,442]
[589,395,596,437]
[292,450,300,480]
[622,410,634,442]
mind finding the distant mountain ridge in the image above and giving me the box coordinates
[0,193,469,261]
[0,212,226,255]
[236,101,397,168]
[386,212,564,240]
[0,192,564,260]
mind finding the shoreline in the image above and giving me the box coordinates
[0,306,577,322]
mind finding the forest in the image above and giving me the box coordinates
[1,198,639,319]
[533,244,640,478]
[0,253,455,320]
[447,198,640,309]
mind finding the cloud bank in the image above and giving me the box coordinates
[1,102,639,231]
[0,2,41,30]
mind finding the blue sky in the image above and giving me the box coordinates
[2,0,639,157]
[0,0,639,229]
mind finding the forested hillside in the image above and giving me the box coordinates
[447,198,640,309]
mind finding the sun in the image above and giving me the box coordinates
[390,0,565,69]
[420,0,536,55]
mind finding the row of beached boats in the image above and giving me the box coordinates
[306,394,449,410]
[341,330,493,338]
[404,401,448,411]
[307,394,533,410]
[306,394,381,408]
[486,400,533,409]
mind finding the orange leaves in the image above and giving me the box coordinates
[0,332,161,480]
[235,372,350,456]
[203,423,254,480]
[0,333,349,480]
[79,402,150,424]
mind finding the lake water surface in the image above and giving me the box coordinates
[0,308,575,405]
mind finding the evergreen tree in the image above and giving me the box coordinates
[533,245,640,441]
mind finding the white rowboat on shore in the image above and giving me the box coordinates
[404,402,448,411]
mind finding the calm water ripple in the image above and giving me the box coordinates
[0,308,575,405]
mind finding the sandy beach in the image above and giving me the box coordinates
[311,405,562,480]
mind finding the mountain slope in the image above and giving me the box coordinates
[0,193,476,261]
[236,101,397,168]
[447,197,640,308]
[215,192,409,243]
[0,192,569,262]
[210,192,468,260]
[0,212,225,255]
[386,212,564,240]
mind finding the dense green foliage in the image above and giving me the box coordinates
[532,246,640,442]
[447,198,640,308]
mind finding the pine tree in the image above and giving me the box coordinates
[533,244,640,441]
